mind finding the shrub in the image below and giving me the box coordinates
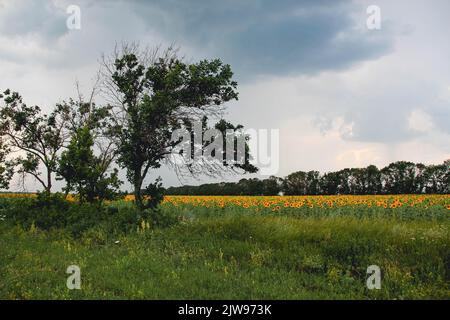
[0,195,143,237]
[144,207,180,228]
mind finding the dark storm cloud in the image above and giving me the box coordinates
[128,0,393,77]
[0,0,393,77]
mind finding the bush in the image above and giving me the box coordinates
[144,207,180,228]
[1,195,132,237]
[3,193,71,230]
[105,205,142,234]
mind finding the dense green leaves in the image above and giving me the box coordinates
[58,127,122,204]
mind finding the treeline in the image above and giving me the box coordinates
[166,160,450,196]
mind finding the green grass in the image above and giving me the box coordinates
[0,203,449,299]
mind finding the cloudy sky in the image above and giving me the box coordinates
[0,0,449,190]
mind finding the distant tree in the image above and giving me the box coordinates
[306,171,321,195]
[240,178,264,195]
[283,171,308,195]
[197,182,217,195]
[336,169,355,194]
[219,182,240,195]
[381,161,417,194]
[414,163,427,194]
[262,176,282,195]
[165,160,449,196]
[365,165,382,194]
[422,160,449,194]
[444,159,450,194]
[346,168,362,194]
[319,171,339,195]
[346,166,382,195]
[283,171,320,195]
[319,166,381,195]
[0,90,70,192]
[101,44,256,210]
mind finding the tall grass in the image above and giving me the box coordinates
[0,197,448,299]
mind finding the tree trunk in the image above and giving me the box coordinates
[42,168,52,194]
[134,174,144,210]
[46,169,52,193]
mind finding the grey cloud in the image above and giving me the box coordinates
[129,0,394,78]
[427,100,450,135]
[0,0,67,41]
[342,109,418,143]
[0,0,394,78]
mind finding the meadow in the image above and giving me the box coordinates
[0,194,449,299]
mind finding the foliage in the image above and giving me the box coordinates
[141,177,165,209]
[0,89,70,192]
[0,194,142,237]
[0,82,122,204]
[58,126,122,204]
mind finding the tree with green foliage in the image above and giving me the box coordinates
[0,90,70,192]
[262,176,282,195]
[55,85,121,203]
[283,171,308,195]
[444,159,450,194]
[365,165,382,194]
[239,178,264,195]
[58,126,122,204]
[101,44,256,210]
[422,160,449,194]
[283,170,320,195]
[381,161,417,194]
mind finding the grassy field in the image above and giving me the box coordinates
[0,195,449,299]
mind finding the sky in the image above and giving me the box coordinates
[0,0,449,191]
